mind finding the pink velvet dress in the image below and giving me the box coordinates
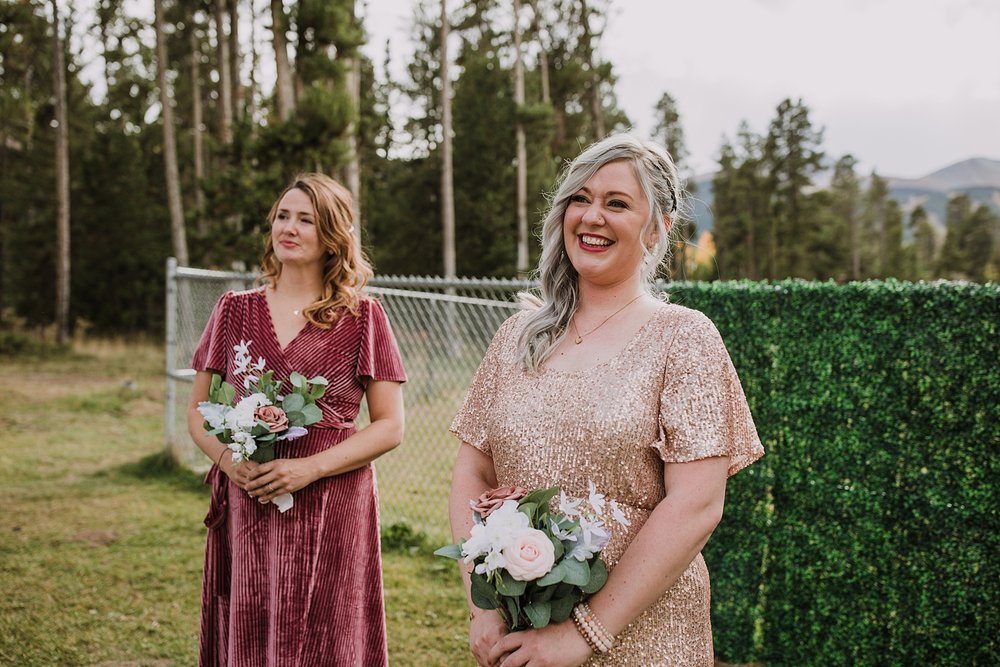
[191,287,407,667]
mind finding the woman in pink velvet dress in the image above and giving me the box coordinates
[187,174,406,666]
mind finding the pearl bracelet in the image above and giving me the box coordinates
[572,602,614,653]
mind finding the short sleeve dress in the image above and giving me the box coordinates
[450,304,763,666]
[192,287,407,667]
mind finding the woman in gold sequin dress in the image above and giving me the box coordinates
[448,134,764,667]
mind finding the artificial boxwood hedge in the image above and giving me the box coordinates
[663,280,998,666]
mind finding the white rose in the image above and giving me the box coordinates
[503,528,555,581]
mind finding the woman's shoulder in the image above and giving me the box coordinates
[650,302,724,351]
[219,285,265,303]
[496,308,533,341]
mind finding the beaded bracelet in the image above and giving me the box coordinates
[572,602,614,653]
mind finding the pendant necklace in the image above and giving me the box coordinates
[571,294,644,344]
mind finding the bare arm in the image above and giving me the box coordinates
[449,443,508,666]
[249,379,404,501]
[186,370,257,487]
[490,455,730,667]
[586,455,729,634]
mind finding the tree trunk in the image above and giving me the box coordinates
[247,0,259,123]
[214,0,233,142]
[345,54,362,246]
[229,0,243,121]
[440,0,456,279]
[97,0,112,97]
[155,0,189,265]
[580,1,604,140]
[514,0,528,275]
[189,17,206,230]
[270,0,294,121]
[52,0,70,344]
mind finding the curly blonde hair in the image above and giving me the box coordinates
[258,173,373,327]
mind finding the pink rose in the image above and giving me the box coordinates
[255,405,289,433]
[503,528,555,581]
[471,486,528,519]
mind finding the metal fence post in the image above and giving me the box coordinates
[165,257,178,459]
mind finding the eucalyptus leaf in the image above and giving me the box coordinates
[505,597,522,629]
[581,558,608,594]
[300,403,323,425]
[282,393,305,413]
[289,372,306,388]
[433,544,463,560]
[525,601,551,629]
[285,410,305,426]
[252,444,276,463]
[520,486,559,509]
[549,534,565,561]
[497,571,527,597]
[218,382,235,406]
[561,558,590,586]
[470,574,498,610]
[549,594,576,623]
[536,562,566,587]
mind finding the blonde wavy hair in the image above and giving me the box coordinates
[258,173,373,327]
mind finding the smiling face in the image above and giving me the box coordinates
[270,187,326,269]
[562,160,653,287]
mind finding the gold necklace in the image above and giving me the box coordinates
[571,295,644,344]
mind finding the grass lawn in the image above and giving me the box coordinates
[0,340,474,666]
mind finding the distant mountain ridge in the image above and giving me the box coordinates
[688,157,1000,235]
[887,157,1000,192]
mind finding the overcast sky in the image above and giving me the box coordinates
[362,0,1000,179]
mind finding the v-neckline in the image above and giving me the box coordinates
[540,306,665,376]
[258,288,311,355]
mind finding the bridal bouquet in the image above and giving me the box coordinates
[197,339,327,512]
[435,482,629,630]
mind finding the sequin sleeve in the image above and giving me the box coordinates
[654,309,764,477]
[449,313,522,457]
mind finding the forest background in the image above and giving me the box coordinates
[1,0,999,343]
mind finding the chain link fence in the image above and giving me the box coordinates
[165,259,530,539]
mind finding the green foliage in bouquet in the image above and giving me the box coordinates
[201,370,328,463]
[436,486,615,631]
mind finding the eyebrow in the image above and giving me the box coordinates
[577,186,635,200]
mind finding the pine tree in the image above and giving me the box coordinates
[830,155,862,280]
[761,98,824,278]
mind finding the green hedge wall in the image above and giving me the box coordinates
[665,280,999,666]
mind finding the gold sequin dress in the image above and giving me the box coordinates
[451,304,764,666]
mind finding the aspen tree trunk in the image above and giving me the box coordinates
[97,0,112,96]
[214,0,233,142]
[513,0,528,275]
[345,54,362,246]
[247,0,259,123]
[155,0,189,265]
[52,0,70,344]
[580,1,604,140]
[189,18,206,230]
[440,0,456,279]
[270,0,294,121]
[229,0,243,120]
